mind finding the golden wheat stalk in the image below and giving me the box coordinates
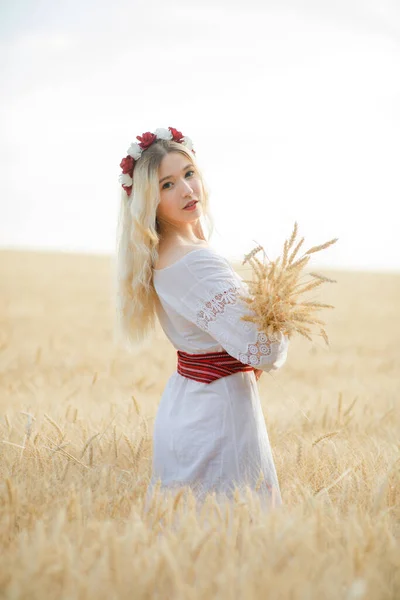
[239,222,338,346]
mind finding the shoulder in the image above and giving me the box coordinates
[153,245,242,302]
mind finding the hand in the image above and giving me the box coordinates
[254,368,263,381]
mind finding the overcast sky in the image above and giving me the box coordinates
[1,0,399,271]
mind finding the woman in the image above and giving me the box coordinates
[115,127,289,510]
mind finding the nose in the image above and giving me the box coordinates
[182,178,194,195]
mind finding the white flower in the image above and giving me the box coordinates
[119,173,133,186]
[127,142,143,160]
[182,136,193,151]
[155,127,173,141]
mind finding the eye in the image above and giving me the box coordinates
[162,170,195,190]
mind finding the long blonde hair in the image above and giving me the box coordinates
[113,139,215,352]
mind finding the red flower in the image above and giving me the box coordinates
[120,155,135,175]
[169,127,184,142]
[122,184,132,196]
[136,132,157,150]
[119,127,194,195]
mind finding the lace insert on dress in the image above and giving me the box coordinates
[195,284,273,367]
[195,285,240,330]
[237,332,273,366]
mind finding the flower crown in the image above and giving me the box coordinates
[118,126,195,197]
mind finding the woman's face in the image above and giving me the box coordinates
[156,152,202,230]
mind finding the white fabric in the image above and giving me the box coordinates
[145,246,289,509]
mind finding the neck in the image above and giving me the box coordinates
[157,218,206,245]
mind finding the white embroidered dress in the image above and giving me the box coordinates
[146,246,289,507]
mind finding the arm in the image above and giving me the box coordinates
[163,250,289,373]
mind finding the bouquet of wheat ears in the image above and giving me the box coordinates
[238,222,338,347]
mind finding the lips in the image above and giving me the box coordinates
[184,200,198,208]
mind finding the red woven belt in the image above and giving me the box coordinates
[177,349,255,384]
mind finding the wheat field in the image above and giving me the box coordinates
[1,250,399,600]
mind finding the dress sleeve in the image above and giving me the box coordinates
[162,249,289,373]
